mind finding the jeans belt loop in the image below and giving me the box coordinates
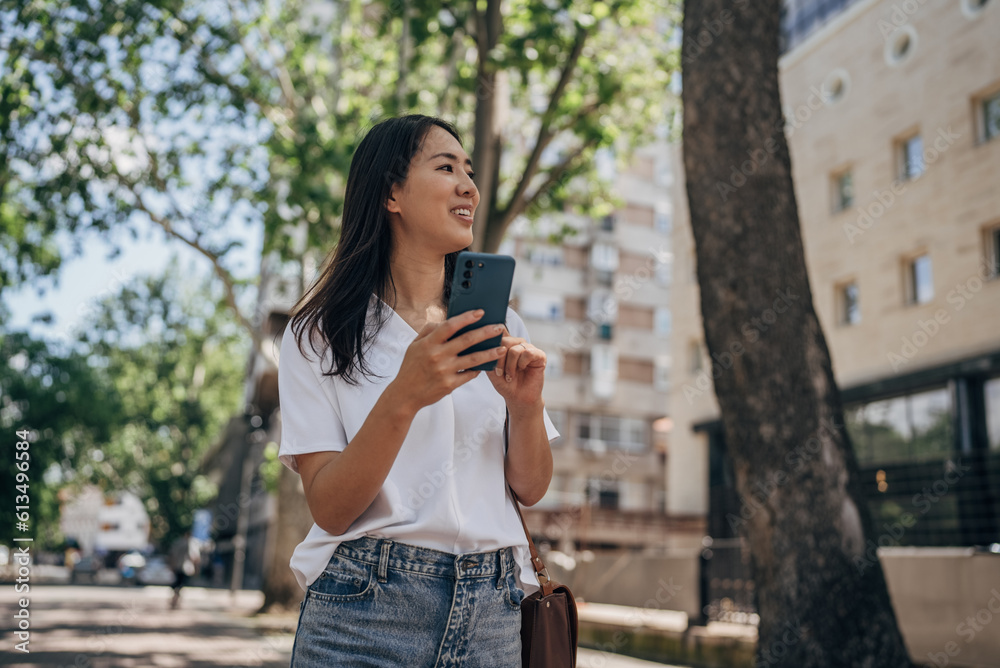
[496,548,509,590]
[377,540,392,583]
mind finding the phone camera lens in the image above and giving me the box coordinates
[463,270,473,278]
[461,280,471,289]
[465,260,474,268]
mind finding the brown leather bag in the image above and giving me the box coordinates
[504,411,579,667]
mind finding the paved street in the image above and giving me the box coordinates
[0,585,293,667]
[1,584,690,668]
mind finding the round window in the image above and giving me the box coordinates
[884,26,918,66]
[961,0,991,18]
[822,69,850,106]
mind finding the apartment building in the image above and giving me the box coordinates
[502,140,705,554]
[669,0,1000,653]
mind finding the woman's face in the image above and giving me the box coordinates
[386,125,479,256]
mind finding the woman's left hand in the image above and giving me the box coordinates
[486,331,546,411]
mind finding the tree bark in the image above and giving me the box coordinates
[470,0,503,252]
[259,434,314,612]
[680,1,910,666]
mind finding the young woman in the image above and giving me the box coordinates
[277,114,560,667]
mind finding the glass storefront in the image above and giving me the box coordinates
[845,386,952,465]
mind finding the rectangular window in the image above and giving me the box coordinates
[654,307,672,337]
[839,282,861,325]
[590,243,620,272]
[577,413,592,441]
[599,416,621,444]
[987,225,1000,280]
[832,170,854,212]
[899,134,925,181]
[845,386,953,465]
[982,90,1000,143]
[654,355,670,393]
[520,293,564,321]
[527,245,564,266]
[591,344,618,400]
[689,340,704,373]
[986,377,1000,451]
[907,254,934,304]
[656,255,672,285]
[600,214,616,232]
[655,212,673,234]
[586,478,620,510]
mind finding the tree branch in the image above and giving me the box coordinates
[503,140,589,227]
[502,27,589,224]
[226,0,298,120]
[105,163,258,347]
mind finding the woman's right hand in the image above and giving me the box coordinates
[390,309,507,414]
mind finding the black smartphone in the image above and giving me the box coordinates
[446,251,516,372]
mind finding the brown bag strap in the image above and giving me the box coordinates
[504,408,555,596]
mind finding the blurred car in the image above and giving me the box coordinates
[137,556,175,586]
[70,555,104,584]
[117,551,147,585]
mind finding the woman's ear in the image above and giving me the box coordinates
[386,185,401,214]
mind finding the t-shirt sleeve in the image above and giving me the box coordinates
[505,307,561,444]
[276,321,350,474]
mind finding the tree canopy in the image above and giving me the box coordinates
[0,261,248,549]
[2,0,679,320]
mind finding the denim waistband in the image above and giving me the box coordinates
[334,535,516,582]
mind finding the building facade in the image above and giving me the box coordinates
[669,0,1000,652]
[505,140,704,554]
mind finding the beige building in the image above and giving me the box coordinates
[669,0,1000,657]
[505,140,705,553]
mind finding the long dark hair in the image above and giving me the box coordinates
[288,114,466,385]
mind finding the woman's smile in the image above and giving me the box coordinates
[450,207,474,224]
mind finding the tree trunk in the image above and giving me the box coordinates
[680,2,910,666]
[471,0,503,253]
[259,445,314,612]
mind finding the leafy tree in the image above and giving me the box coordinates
[1,260,247,552]
[680,0,910,665]
[3,0,680,607]
[73,259,249,546]
[2,0,678,298]
[0,324,119,550]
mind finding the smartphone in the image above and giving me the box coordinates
[446,251,516,372]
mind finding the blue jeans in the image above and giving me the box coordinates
[290,535,525,667]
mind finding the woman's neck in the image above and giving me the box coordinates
[386,246,447,313]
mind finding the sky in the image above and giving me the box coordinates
[4,221,263,346]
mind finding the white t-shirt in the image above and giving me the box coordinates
[277,293,560,593]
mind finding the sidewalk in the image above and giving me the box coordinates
[1,583,709,667]
[0,584,293,667]
[575,602,757,668]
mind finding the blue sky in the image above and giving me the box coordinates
[5,221,263,345]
